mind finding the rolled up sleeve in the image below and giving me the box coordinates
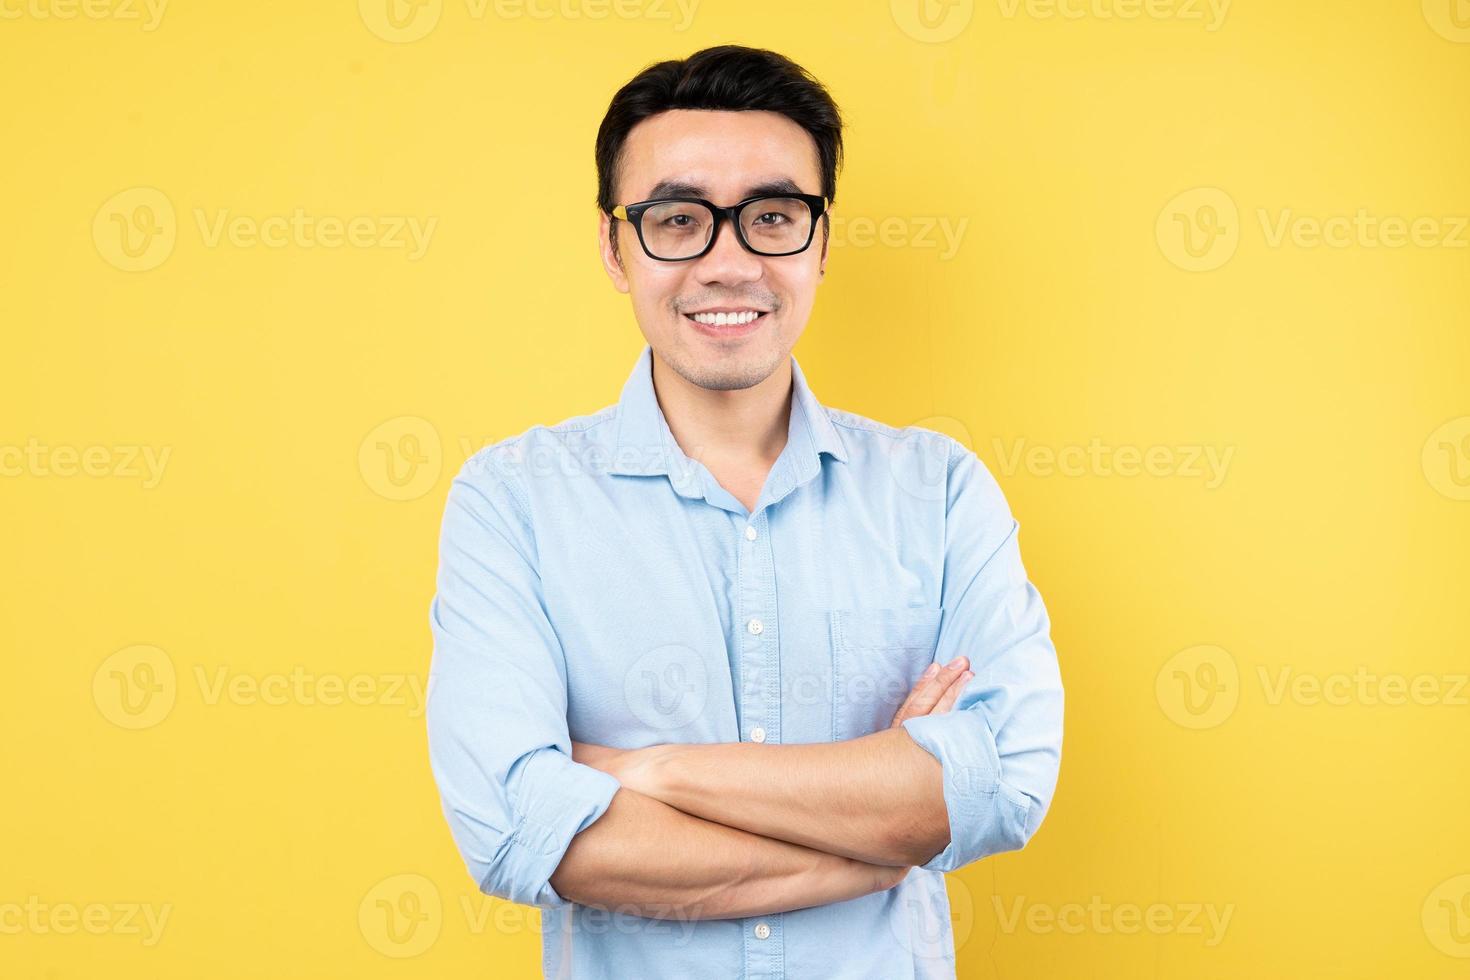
[426,450,621,908]
[900,441,1064,873]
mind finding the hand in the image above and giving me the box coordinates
[888,656,973,728]
[571,740,666,794]
[871,861,913,893]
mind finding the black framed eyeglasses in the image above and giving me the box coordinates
[609,193,829,261]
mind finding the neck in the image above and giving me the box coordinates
[650,352,793,469]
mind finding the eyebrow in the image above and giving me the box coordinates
[642,177,810,201]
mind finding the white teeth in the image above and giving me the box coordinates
[691,310,762,326]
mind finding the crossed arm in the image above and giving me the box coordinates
[430,447,1062,924]
[547,656,974,917]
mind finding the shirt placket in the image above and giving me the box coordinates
[736,506,784,980]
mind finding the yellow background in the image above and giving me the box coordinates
[3,0,1468,976]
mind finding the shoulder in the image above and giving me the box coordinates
[455,404,620,487]
[824,405,990,478]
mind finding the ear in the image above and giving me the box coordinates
[818,211,831,278]
[598,210,630,294]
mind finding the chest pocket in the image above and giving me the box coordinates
[830,606,944,740]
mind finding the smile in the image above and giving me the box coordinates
[684,309,768,327]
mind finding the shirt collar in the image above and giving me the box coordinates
[607,344,849,489]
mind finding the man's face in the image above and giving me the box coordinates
[598,109,828,392]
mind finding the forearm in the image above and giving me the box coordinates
[547,784,907,920]
[632,727,950,868]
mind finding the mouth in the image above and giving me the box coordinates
[682,308,770,338]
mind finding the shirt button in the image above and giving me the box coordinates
[754,922,771,940]
[747,618,764,635]
[750,726,766,743]
[744,525,758,541]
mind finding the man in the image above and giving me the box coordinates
[427,45,1064,979]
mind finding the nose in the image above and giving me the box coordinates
[691,213,763,286]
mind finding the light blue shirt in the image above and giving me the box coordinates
[426,344,1064,979]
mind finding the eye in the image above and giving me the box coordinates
[653,211,704,230]
[753,212,788,226]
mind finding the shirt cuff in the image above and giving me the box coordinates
[476,748,622,908]
[901,710,1034,872]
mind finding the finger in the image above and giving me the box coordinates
[893,656,969,725]
[889,661,941,726]
[931,670,973,715]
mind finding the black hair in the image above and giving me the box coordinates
[594,45,844,256]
